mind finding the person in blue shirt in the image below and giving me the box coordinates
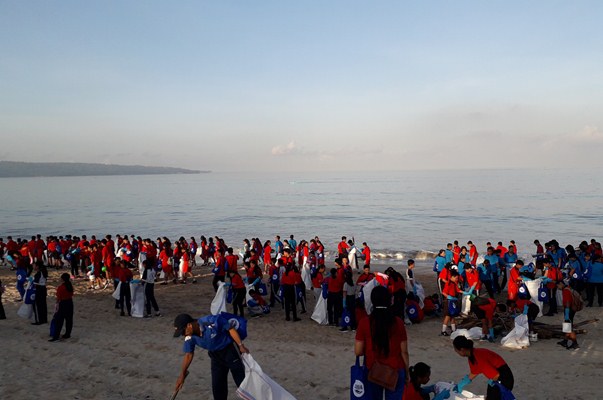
[567,253,586,292]
[434,250,447,274]
[172,313,249,400]
[586,254,603,307]
[274,236,284,257]
[484,247,500,294]
[546,240,567,269]
[445,243,454,264]
[477,260,494,299]
[288,235,297,256]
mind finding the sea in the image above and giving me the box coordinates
[1,168,601,265]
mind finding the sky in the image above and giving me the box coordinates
[1,1,603,172]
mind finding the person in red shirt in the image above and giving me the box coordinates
[453,240,461,265]
[361,242,371,267]
[533,239,544,256]
[117,261,133,316]
[441,269,460,336]
[452,336,514,399]
[159,242,175,285]
[496,242,508,259]
[470,297,501,342]
[212,250,227,292]
[226,247,239,273]
[49,273,74,342]
[280,262,300,322]
[558,281,581,350]
[337,236,349,256]
[179,250,196,284]
[507,260,523,301]
[403,362,449,400]
[355,285,409,398]
[467,241,479,266]
[6,236,18,254]
[227,269,247,317]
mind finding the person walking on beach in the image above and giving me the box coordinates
[49,273,74,342]
[117,260,133,316]
[31,261,48,325]
[452,336,514,400]
[172,313,249,400]
[141,260,160,318]
[355,285,410,399]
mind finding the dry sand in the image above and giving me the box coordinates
[0,264,601,400]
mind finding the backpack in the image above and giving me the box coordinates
[568,288,584,312]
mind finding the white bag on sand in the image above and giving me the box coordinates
[17,302,33,319]
[435,382,485,400]
[311,293,328,325]
[501,314,530,349]
[130,283,145,318]
[112,282,122,300]
[236,353,297,400]
[450,327,483,341]
[301,265,312,291]
[211,281,228,315]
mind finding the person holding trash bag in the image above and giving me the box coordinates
[403,362,450,400]
[556,280,583,350]
[355,285,410,400]
[452,336,514,400]
[172,313,249,400]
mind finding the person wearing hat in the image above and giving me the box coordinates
[172,313,249,400]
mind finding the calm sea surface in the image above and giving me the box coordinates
[1,168,601,262]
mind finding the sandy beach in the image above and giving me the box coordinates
[0,263,601,400]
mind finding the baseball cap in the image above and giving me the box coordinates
[173,313,194,337]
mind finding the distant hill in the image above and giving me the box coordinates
[0,161,207,177]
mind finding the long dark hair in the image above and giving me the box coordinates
[61,273,73,293]
[370,285,394,357]
[409,362,431,393]
[453,336,475,364]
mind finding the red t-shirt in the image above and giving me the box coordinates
[312,271,324,288]
[280,269,296,285]
[263,246,272,264]
[442,280,460,297]
[562,287,574,308]
[118,267,133,283]
[362,247,371,265]
[478,298,497,320]
[338,241,349,255]
[230,273,245,289]
[402,382,423,400]
[465,269,481,291]
[468,348,507,379]
[56,284,73,302]
[226,255,239,272]
[356,316,407,370]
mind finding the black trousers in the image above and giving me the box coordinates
[486,364,514,400]
[586,282,603,306]
[52,299,73,339]
[0,295,5,319]
[144,283,159,315]
[119,282,131,314]
[209,343,245,400]
[282,284,297,320]
[296,283,306,312]
[33,285,48,323]
[232,287,246,317]
[344,294,356,329]
[269,282,281,307]
[327,291,343,325]
[547,287,558,314]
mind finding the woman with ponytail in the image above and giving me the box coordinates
[49,273,74,342]
[355,285,410,399]
[403,362,451,400]
[452,336,514,400]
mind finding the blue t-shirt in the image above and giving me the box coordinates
[183,315,233,353]
[435,256,447,273]
[477,263,491,282]
[588,261,603,284]
[484,255,499,274]
[504,253,518,264]
[445,250,453,263]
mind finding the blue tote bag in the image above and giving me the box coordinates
[350,356,369,400]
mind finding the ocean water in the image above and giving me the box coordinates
[1,168,601,262]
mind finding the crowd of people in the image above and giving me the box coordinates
[1,233,601,399]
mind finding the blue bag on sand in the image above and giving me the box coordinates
[295,285,304,303]
[406,303,420,322]
[257,282,268,296]
[493,381,516,400]
[350,356,369,400]
[517,283,530,300]
[226,286,233,304]
[340,309,351,328]
[277,286,284,302]
[448,298,460,317]
[538,284,549,303]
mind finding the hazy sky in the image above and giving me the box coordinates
[2,1,603,172]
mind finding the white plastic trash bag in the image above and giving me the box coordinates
[236,353,296,400]
[211,281,228,315]
[501,314,530,349]
[311,293,328,325]
[130,283,145,318]
[112,282,122,300]
[363,278,379,315]
[525,278,544,317]
[450,327,483,341]
[434,382,485,400]
[301,265,312,291]
[461,294,472,316]
[17,302,33,319]
[414,282,426,308]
